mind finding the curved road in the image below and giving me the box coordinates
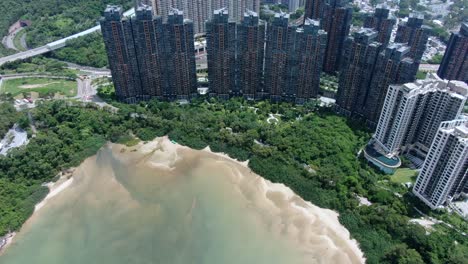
[0,8,135,66]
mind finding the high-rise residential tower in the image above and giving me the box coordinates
[413,118,468,209]
[322,0,353,74]
[373,75,467,159]
[336,28,382,116]
[148,0,259,33]
[363,5,396,46]
[206,8,238,98]
[438,22,468,83]
[304,0,324,20]
[229,0,261,23]
[100,5,142,103]
[238,10,265,100]
[363,43,418,124]
[164,8,198,99]
[132,5,166,99]
[286,18,327,103]
[264,12,292,101]
[394,13,429,62]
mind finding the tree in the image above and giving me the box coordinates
[383,244,425,264]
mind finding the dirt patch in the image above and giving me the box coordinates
[19,82,59,89]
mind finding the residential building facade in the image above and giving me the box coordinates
[304,0,324,20]
[132,5,166,99]
[363,43,418,125]
[206,8,238,98]
[322,0,352,74]
[264,12,292,101]
[438,22,468,83]
[413,118,468,209]
[336,28,382,117]
[164,8,198,99]
[101,5,142,103]
[238,10,265,100]
[394,13,429,63]
[363,5,395,47]
[373,75,467,159]
[287,18,327,103]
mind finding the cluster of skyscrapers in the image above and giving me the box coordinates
[102,4,329,103]
[101,1,468,209]
[101,5,197,102]
[336,10,428,127]
[361,19,468,209]
[140,0,260,33]
[366,75,467,209]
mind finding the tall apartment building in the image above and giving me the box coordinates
[304,0,324,20]
[164,8,198,99]
[238,10,265,100]
[229,0,261,23]
[363,43,418,124]
[286,18,327,103]
[373,75,468,159]
[336,28,382,116]
[132,5,166,99]
[438,22,468,83]
[322,0,353,74]
[148,0,259,33]
[206,8,238,98]
[363,5,395,47]
[413,118,468,209]
[264,12,292,101]
[100,5,142,103]
[147,0,210,34]
[394,13,429,62]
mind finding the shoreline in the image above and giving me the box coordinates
[1,137,365,262]
[133,137,366,263]
[0,170,75,254]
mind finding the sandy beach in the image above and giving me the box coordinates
[1,137,365,263]
[119,137,366,263]
[0,170,75,254]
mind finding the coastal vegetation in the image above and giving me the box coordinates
[0,98,466,263]
[0,103,18,138]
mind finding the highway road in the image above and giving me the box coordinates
[0,8,135,66]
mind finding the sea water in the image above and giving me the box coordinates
[0,142,363,264]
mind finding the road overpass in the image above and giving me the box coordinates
[0,8,135,66]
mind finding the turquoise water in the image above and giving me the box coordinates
[0,146,319,264]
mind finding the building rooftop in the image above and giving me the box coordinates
[304,18,320,27]
[169,7,183,16]
[214,7,228,15]
[400,74,468,99]
[244,9,258,17]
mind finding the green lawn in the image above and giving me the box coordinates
[1,77,77,97]
[391,168,417,183]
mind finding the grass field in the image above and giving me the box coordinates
[391,168,418,183]
[1,77,77,97]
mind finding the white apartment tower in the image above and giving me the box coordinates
[374,74,468,159]
[413,118,468,209]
